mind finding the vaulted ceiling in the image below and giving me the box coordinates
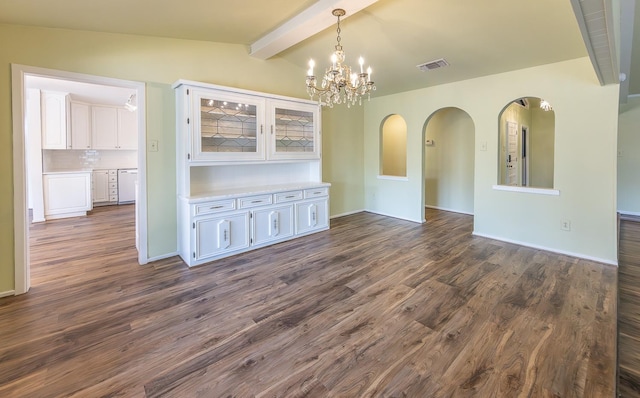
[1,0,633,99]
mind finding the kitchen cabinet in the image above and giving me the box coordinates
[252,204,294,246]
[43,172,92,219]
[92,106,137,150]
[70,101,91,149]
[92,169,118,205]
[41,91,70,150]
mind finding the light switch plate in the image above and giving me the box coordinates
[149,140,159,152]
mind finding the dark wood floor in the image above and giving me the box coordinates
[0,205,617,397]
[618,215,640,397]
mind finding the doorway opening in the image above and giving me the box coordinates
[11,64,148,295]
[422,107,475,221]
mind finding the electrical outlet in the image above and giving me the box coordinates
[149,140,159,152]
[480,141,487,151]
[561,220,571,231]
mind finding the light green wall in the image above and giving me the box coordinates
[322,105,365,217]
[0,24,365,293]
[424,108,474,214]
[618,96,640,214]
[365,58,619,263]
[381,115,407,177]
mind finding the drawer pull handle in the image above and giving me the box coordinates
[210,205,224,209]
[251,200,263,204]
[285,195,296,198]
[313,191,322,195]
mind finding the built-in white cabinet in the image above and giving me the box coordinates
[195,213,250,261]
[92,169,118,205]
[181,184,329,266]
[41,91,70,150]
[92,106,137,150]
[43,172,92,219]
[174,80,329,267]
[70,101,91,149]
[182,83,319,163]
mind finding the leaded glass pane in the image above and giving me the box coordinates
[274,108,314,153]
[200,98,257,153]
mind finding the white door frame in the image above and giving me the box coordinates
[11,64,149,295]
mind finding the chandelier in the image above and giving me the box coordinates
[305,9,376,108]
[540,99,553,112]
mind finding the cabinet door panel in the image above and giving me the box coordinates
[117,108,138,150]
[195,213,250,260]
[92,170,109,203]
[192,89,265,161]
[41,92,68,149]
[295,199,328,235]
[92,106,118,149]
[44,173,91,216]
[268,100,320,160]
[71,102,91,149]
[253,205,294,245]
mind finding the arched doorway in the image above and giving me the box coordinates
[422,107,475,219]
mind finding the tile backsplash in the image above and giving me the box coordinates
[43,149,137,172]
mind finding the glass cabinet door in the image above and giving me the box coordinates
[268,100,320,160]
[191,89,265,161]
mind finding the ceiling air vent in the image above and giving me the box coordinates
[417,58,449,72]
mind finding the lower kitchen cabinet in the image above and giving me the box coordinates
[43,172,92,219]
[179,183,329,266]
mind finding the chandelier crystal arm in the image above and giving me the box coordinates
[305,8,376,108]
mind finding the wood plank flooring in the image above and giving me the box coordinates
[0,206,617,397]
[618,215,640,397]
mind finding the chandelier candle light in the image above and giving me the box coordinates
[306,8,376,107]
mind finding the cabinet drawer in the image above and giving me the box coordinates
[238,194,273,209]
[108,182,118,189]
[195,199,236,216]
[108,170,117,175]
[109,195,118,202]
[274,190,303,203]
[304,187,328,199]
[109,189,118,195]
[108,176,118,183]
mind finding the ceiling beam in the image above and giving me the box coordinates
[250,0,379,60]
[570,0,620,86]
[618,0,635,102]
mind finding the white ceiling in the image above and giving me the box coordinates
[0,0,617,98]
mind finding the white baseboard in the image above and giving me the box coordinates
[146,251,180,263]
[330,209,365,219]
[425,205,474,216]
[0,290,16,298]
[472,232,618,266]
[618,210,640,217]
[364,209,423,224]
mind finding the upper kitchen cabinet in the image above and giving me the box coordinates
[91,105,137,150]
[70,101,91,149]
[175,80,319,163]
[268,99,319,161]
[41,91,70,150]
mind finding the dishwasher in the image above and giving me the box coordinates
[117,168,137,204]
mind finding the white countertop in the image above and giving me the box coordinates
[183,182,331,203]
[42,170,93,175]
